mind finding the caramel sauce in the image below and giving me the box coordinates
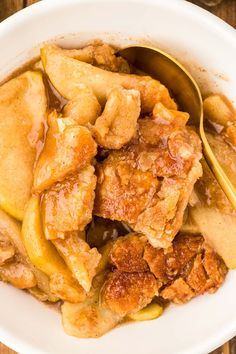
[0,57,40,85]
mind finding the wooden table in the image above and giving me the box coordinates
[0,0,235,353]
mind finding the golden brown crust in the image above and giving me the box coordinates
[122,75,177,113]
[33,113,97,193]
[0,233,15,265]
[41,166,96,239]
[92,88,141,150]
[161,246,228,304]
[0,261,37,289]
[161,278,195,304]
[49,272,86,303]
[63,91,101,126]
[186,254,208,294]
[138,103,189,145]
[110,234,148,272]
[203,246,228,292]
[144,234,204,283]
[123,119,201,179]
[95,158,160,224]
[94,106,202,248]
[88,43,130,73]
[132,168,202,248]
[101,270,157,316]
[147,233,229,304]
[53,232,101,292]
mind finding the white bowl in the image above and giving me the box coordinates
[0,1,236,353]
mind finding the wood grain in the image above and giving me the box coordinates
[0,343,16,354]
[0,0,24,22]
[190,0,236,28]
[26,0,40,5]
[0,0,235,353]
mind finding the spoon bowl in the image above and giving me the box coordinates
[118,45,236,209]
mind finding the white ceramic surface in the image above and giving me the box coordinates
[0,0,236,353]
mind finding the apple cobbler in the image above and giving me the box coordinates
[0,42,235,338]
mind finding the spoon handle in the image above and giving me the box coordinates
[200,124,236,210]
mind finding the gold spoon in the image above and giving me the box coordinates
[118,45,236,209]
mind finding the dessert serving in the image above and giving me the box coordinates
[0,41,235,338]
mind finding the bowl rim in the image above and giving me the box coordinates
[0,1,236,353]
[1,0,236,44]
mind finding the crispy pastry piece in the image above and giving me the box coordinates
[33,111,97,192]
[202,245,228,293]
[102,232,227,306]
[140,102,189,145]
[122,105,200,178]
[63,89,101,126]
[41,164,100,292]
[101,270,157,316]
[161,246,228,304]
[49,272,86,303]
[0,230,36,289]
[95,107,202,247]
[41,44,176,113]
[110,233,148,272]
[160,278,195,304]
[41,166,97,239]
[0,261,36,289]
[133,166,202,248]
[140,233,228,304]
[95,156,160,224]
[0,232,15,265]
[62,272,121,338]
[35,107,99,292]
[40,168,101,294]
[92,87,141,149]
[186,254,209,294]
[143,233,204,283]
[110,233,227,305]
[53,232,101,292]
